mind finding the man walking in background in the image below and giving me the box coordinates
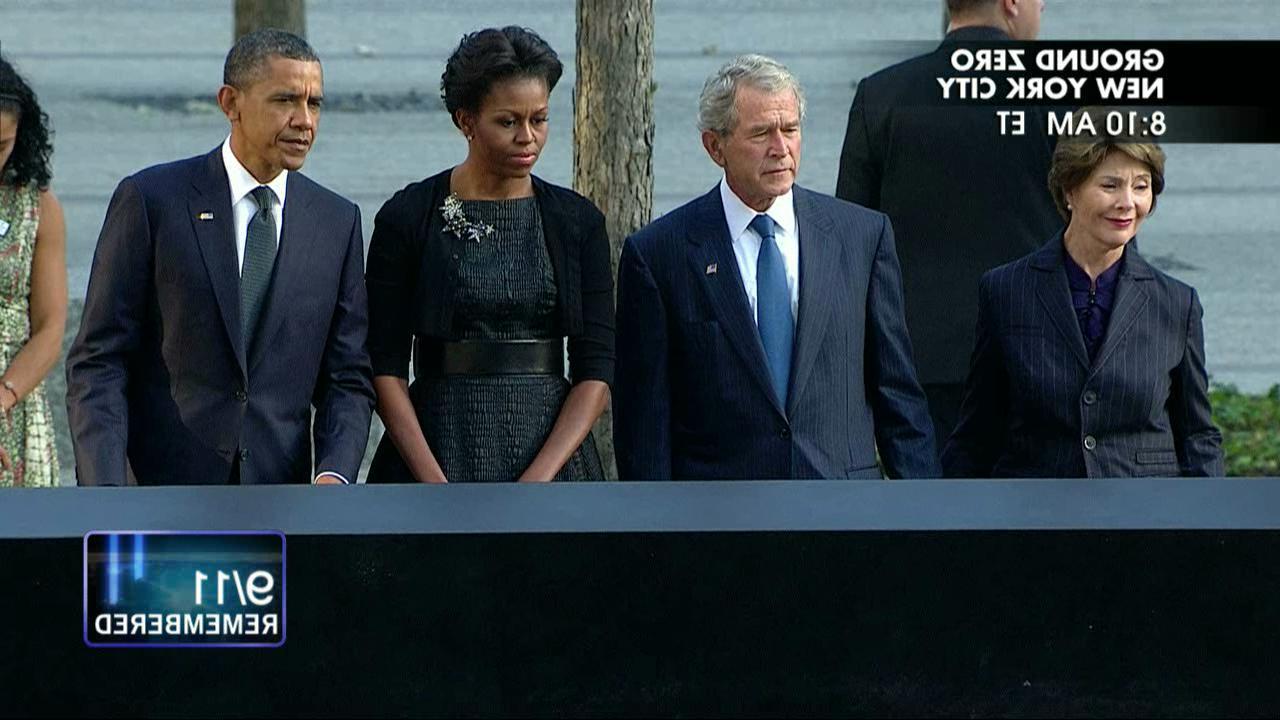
[836,0,1059,443]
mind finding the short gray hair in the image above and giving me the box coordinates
[697,54,806,135]
[224,29,320,89]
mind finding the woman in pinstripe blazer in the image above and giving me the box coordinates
[942,124,1224,478]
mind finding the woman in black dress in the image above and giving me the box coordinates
[365,27,613,483]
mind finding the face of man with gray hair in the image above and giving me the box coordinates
[699,56,804,213]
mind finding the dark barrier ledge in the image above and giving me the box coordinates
[3,478,1280,537]
[4,480,1280,717]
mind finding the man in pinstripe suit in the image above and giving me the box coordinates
[613,55,939,481]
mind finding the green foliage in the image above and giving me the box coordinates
[1211,384,1280,476]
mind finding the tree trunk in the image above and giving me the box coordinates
[574,0,655,480]
[234,0,306,41]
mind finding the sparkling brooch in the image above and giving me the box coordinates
[441,193,495,243]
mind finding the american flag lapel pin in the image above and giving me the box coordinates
[0,219,10,238]
[706,263,717,275]
[197,211,214,221]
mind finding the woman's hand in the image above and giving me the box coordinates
[373,375,450,484]
[517,381,609,482]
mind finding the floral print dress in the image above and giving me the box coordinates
[0,183,59,487]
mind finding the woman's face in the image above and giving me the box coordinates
[0,111,18,176]
[1065,149,1154,252]
[459,76,550,179]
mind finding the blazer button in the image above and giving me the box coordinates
[240,449,250,461]
[1082,390,1098,405]
[1083,435,1097,451]
[235,390,248,402]
[780,427,791,439]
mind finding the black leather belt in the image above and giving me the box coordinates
[413,338,565,377]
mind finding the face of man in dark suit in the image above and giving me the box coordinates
[947,0,1043,40]
[1005,0,1045,41]
[701,85,802,212]
[217,56,323,183]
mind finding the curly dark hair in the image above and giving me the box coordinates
[0,55,54,189]
[440,26,562,128]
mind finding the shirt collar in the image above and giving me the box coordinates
[1064,245,1124,296]
[719,177,795,240]
[941,26,1012,45]
[222,137,288,208]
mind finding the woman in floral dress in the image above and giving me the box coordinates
[0,56,67,487]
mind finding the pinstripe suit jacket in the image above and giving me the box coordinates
[614,184,939,480]
[942,237,1224,478]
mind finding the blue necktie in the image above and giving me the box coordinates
[749,213,793,406]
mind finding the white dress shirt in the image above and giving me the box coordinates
[221,140,346,484]
[221,138,287,275]
[719,177,800,323]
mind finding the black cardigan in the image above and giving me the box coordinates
[366,169,615,386]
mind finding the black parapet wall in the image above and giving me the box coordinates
[2,481,1280,717]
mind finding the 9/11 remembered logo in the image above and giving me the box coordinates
[83,531,285,648]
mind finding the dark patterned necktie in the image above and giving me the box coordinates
[241,186,277,351]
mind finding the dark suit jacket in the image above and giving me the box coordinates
[614,184,939,480]
[836,26,1062,385]
[66,147,374,485]
[942,237,1224,478]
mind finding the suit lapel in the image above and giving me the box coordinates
[1088,247,1152,375]
[787,188,838,415]
[190,149,246,377]
[249,172,313,374]
[1031,239,1090,371]
[686,188,782,415]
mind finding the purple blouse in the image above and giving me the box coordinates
[1064,249,1123,363]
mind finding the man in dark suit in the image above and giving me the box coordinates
[836,0,1059,444]
[614,55,938,481]
[67,29,373,486]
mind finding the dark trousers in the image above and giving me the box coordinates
[923,383,966,451]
